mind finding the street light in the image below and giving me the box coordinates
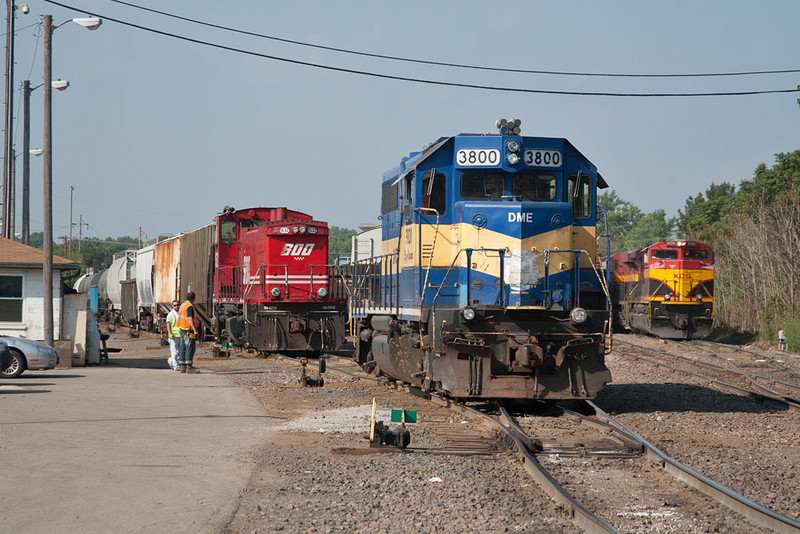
[41,14,101,346]
[21,78,69,245]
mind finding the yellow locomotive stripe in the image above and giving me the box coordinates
[383,222,597,278]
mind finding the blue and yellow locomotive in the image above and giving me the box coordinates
[352,120,612,400]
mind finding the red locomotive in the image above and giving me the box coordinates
[213,207,346,353]
[610,240,714,339]
[79,206,347,355]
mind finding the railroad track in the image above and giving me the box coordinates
[316,352,800,533]
[614,337,800,412]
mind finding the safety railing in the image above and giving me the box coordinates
[350,252,400,316]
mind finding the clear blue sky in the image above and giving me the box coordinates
[7,1,800,244]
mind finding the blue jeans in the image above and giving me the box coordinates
[178,329,196,365]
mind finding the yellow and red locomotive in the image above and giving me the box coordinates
[610,240,714,339]
[213,207,346,353]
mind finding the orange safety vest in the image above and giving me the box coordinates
[176,301,199,331]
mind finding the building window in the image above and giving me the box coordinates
[0,275,23,322]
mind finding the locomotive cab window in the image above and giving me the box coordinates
[421,171,447,216]
[219,219,237,245]
[651,249,678,260]
[567,172,591,219]
[684,249,711,261]
[512,174,557,201]
[460,173,504,200]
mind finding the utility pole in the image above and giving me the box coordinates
[2,0,15,239]
[22,79,30,244]
[78,214,85,252]
[43,14,53,345]
[8,146,14,238]
[68,185,73,258]
[138,226,142,249]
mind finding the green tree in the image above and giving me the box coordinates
[676,182,736,241]
[619,209,675,251]
[328,226,357,263]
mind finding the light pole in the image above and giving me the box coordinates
[22,78,66,245]
[41,14,101,346]
[2,2,29,238]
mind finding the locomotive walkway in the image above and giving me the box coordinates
[0,336,267,534]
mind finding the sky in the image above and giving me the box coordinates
[4,1,799,246]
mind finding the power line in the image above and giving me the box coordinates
[105,0,800,80]
[41,0,800,98]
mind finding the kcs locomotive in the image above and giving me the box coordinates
[350,120,612,400]
[610,240,714,339]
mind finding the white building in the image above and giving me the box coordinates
[0,237,81,341]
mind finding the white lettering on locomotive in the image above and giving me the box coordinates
[280,243,315,257]
[508,212,533,223]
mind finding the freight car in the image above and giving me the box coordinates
[350,120,612,400]
[75,207,347,354]
[610,240,714,339]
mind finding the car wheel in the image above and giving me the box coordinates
[2,349,26,378]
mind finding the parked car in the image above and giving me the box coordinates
[0,340,11,374]
[0,336,59,378]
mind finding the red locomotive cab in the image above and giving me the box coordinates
[263,222,332,303]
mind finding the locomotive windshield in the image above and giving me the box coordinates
[460,173,504,200]
[512,174,557,201]
[651,249,679,260]
[219,219,237,245]
[684,249,711,261]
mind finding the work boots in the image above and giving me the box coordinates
[179,364,187,373]
[185,365,200,374]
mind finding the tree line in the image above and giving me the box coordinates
[601,150,800,348]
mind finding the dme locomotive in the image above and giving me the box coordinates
[351,120,612,400]
[610,240,714,339]
[75,206,347,353]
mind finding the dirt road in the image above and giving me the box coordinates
[0,334,268,534]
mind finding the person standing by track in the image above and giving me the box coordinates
[165,300,181,371]
[176,292,200,373]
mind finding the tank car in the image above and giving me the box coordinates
[214,207,346,353]
[610,240,714,339]
[351,120,612,400]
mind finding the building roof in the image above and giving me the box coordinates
[0,237,82,270]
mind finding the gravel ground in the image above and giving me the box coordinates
[596,334,800,526]
[202,353,580,534]
[190,333,800,533]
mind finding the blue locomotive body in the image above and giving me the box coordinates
[352,122,612,399]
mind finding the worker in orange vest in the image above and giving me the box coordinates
[176,292,200,373]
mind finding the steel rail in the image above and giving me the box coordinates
[615,340,800,412]
[692,340,800,378]
[461,403,622,534]
[586,401,800,534]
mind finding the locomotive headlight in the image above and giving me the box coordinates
[461,307,476,321]
[506,153,520,165]
[696,294,703,302]
[270,287,281,298]
[317,287,328,298]
[299,226,306,233]
[506,140,520,152]
[292,226,299,233]
[664,294,671,301]
[570,307,587,324]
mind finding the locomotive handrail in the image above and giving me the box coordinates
[427,247,507,354]
[351,252,400,316]
[416,207,441,345]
